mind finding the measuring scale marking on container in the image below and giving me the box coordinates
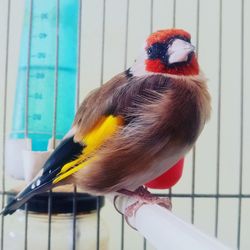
[11,0,79,151]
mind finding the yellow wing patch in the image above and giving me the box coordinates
[53,115,124,184]
[83,115,123,155]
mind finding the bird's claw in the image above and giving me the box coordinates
[124,187,172,218]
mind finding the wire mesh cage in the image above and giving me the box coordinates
[0,0,250,249]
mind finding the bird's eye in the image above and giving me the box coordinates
[147,43,167,60]
[167,38,175,47]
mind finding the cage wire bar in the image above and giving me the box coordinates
[143,1,155,249]
[73,0,82,248]
[237,1,245,250]
[94,0,107,249]
[0,0,11,249]
[47,0,60,248]
[120,1,130,249]
[0,0,250,249]
[191,0,200,226]
[215,0,223,240]
[23,0,32,248]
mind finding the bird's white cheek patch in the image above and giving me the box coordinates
[130,49,149,76]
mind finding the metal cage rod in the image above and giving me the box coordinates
[121,0,130,249]
[215,0,223,238]
[72,1,83,249]
[24,204,29,250]
[172,0,176,28]
[237,0,245,248]
[93,1,107,249]
[123,0,129,71]
[75,0,83,110]
[100,0,106,86]
[166,0,177,214]
[23,0,34,249]
[46,1,61,249]
[72,186,77,250]
[96,197,101,250]
[47,190,52,250]
[143,2,155,249]
[0,0,11,249]
[1,190,250,198]
[24,0,34,138]
[158,193,250,198]
[52,0,60,148]
[191,0,200,226]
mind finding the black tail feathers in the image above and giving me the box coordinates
[1,197,27,216]
[1,181,51,216]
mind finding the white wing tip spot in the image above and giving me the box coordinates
[36,179,41,186]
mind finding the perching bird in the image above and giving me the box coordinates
[1,28,211,216]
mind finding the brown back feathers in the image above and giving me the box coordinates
[72,72,211,194]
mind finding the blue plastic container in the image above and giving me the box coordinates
[11,0,79,151]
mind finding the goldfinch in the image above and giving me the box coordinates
[1,29,211,216]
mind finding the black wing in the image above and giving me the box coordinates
[1,136,84,215]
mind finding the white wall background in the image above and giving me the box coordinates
[0,0,250,249]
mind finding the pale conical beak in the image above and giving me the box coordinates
[167,39,195,64]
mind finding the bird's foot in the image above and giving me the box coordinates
[118,186,172,218]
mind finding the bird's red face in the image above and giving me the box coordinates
[145,29,199,76]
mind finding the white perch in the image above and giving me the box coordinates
[112,195,233,250]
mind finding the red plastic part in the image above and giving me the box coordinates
[145,158,184,189]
